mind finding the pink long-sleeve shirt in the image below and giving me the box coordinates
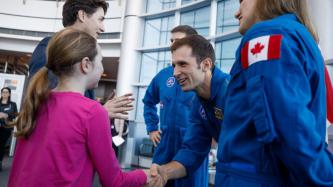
[8,92,146,187]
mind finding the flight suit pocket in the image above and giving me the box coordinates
[246,76,277,144]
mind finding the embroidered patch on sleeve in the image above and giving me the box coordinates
[241,34,282,69]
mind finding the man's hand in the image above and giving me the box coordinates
[150,161,187,184]
[149,130,162,147]
[143,168,164,187]
[148,164,168,186]
[103,93,134,119]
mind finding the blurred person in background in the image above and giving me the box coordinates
[0,87,17,172]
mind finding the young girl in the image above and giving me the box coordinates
[8,28,151,187]
[0,87,17,172]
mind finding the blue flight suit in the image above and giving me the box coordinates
[29,36,95,99]
[172,67,229,180]
[216,14,333,186]
[143,66,209,187]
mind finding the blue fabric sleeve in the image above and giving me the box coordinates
[173,99,211,174]
[143,76,160,133]
[246,29,333,185]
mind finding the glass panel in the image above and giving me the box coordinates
[158,51,172,72]
[135,87,162,122]
[137,50,171,121]
[215,37,241,73]
[139,51,171,83]
[140,52,159,83]
[180,6,210,37]
[143,16,175,47]
[181,0,194,5]
[143,19,161,47]
[135,87,147,122]
[145,0,176,13]
[216,0,239,34]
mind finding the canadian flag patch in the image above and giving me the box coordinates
[241,34,282,69]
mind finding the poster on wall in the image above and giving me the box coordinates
[0,73,26,156]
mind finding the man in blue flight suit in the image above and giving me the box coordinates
[150,0,333,186]
[29,0,133,119]
[215,0,333,186]
[149,35,230,186]
[143,25,209,187]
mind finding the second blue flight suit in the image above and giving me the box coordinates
[216,14,333,187]
[172,67,230,180]
[143,66,208,187]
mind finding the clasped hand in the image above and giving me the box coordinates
[143,164,168,187]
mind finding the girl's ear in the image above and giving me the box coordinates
[80,57,92,74]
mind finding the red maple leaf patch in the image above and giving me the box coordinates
[251,42,265,57]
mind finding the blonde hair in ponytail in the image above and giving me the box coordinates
[14,28,97,139]
[15,67,50,138]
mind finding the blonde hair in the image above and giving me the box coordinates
[256,0,319,43]
[15,28,97,138]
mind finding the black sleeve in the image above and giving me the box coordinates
[7,102,18,121]
[29,37,51,77]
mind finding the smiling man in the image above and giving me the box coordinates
[28,0,134,120]
[29,0,107,98]
[149,34,230,186]
[143,26,209,187]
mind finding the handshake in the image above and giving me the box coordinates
[143,164,168,187]
[143,161,186,187]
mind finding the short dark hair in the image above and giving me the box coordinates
[171,35,215,67]
[62,0,108,27]
[171,25,198,36]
